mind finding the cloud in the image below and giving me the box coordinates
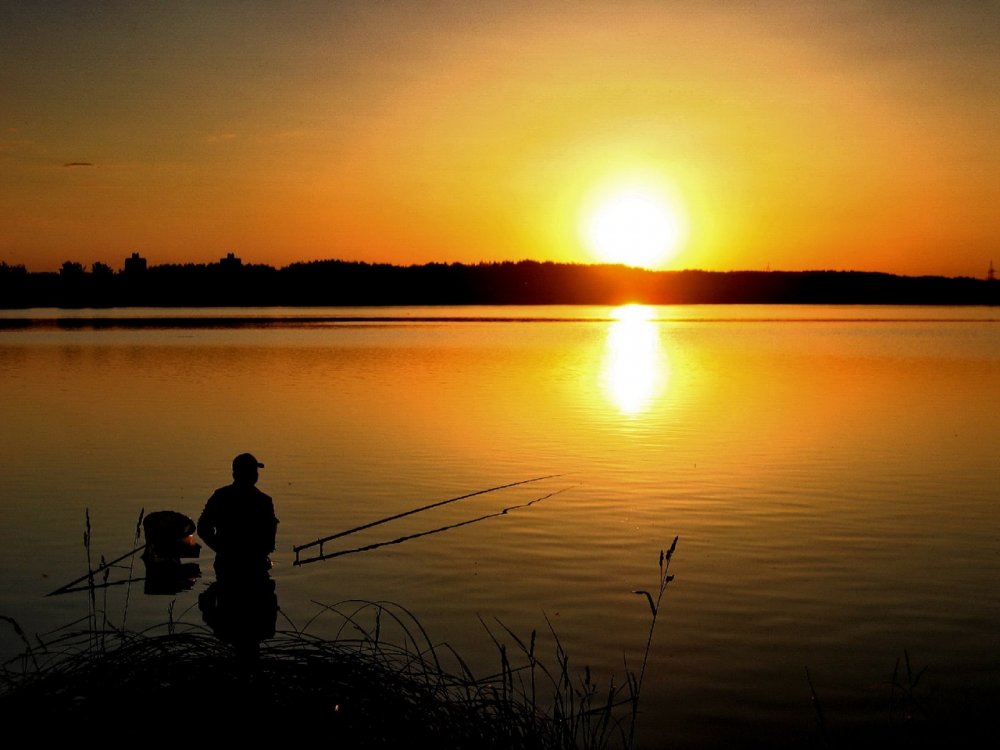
[63,162,94,167]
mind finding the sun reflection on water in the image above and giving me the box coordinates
[602,304,669,414]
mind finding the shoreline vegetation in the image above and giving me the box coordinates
[3,523,997,745]
[1,603,649,745]
[2,258,998,309]
[3,547,994,749]
[1,523,679,747]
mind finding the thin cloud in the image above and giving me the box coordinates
[63,162,94,167]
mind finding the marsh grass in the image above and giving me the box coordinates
[803,648,1000,749]
[1,511,681,748]
[2,603,585,745]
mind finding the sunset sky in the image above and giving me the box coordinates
[2,1,998,276]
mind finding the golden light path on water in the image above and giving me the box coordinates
[602,304,669,414]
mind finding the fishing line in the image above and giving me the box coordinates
[292,473,566,565]
[294,485,573,566]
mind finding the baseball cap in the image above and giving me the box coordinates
[233,453,264,470]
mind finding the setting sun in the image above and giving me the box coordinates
[582,184,687,269]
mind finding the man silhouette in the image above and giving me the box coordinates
[197,453,279,577]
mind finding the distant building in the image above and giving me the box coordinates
[124,252,147,273]
[220,252,242,269]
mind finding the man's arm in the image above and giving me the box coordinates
[196,495,220,552]
[265,499,278,553]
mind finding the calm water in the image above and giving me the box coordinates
[2,304,999,747]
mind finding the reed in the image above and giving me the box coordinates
[120,508,144,631]
[1,595,667,747]
[2,522,682,748]
[627,536,679,748]
[801,649,999,748]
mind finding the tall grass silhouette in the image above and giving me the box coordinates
[1,512,680,748]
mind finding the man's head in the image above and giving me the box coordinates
[232,453,264,485]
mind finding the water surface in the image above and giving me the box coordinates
[2,305,999,747]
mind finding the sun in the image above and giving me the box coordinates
[582,184,687,268]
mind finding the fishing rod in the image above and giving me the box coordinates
[295,485,571,566]
[47,575,148,597]
[293,474,566,566]
[45,544,147,597]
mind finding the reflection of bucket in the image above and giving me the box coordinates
[143,560,201,595]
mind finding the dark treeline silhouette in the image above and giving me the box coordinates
[1,258,997,308]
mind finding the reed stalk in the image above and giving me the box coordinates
[626,536,679,749]
[83,508,97,651]
[121,508,144,631]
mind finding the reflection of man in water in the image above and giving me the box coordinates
[199,574,278,660]
[197,453,279,577]
[197,454,280,658]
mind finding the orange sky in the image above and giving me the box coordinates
[2,1,998,276]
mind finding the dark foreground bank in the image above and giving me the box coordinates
[1,604,644,748]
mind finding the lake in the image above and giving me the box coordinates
[2,304,999,746]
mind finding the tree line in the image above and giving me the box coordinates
[1,258,996,308]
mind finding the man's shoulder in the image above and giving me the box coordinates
[213,483,271,500]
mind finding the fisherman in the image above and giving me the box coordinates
[197,453,279,577]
